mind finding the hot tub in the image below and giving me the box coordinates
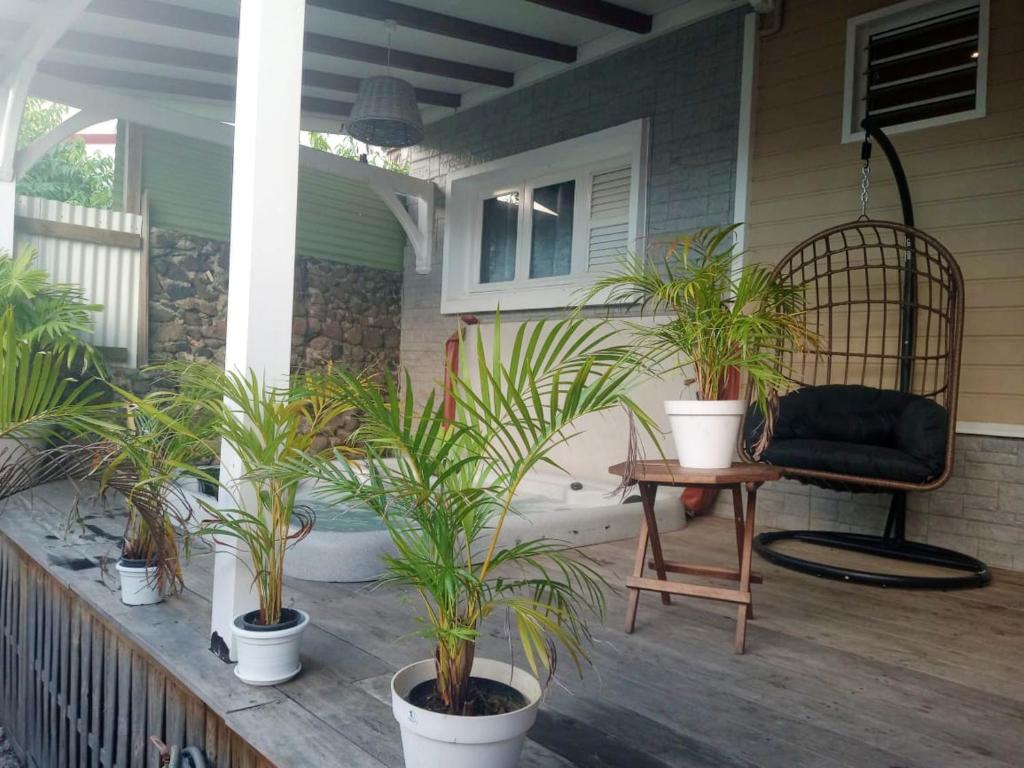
[283,471,684,583]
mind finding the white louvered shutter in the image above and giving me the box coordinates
[587,166,631,273]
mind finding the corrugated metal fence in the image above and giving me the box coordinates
[14,195,147,368]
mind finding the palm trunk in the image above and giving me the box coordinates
[435,639,476,715]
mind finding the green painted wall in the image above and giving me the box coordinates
[127,127,405,271]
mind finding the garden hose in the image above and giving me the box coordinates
[150,737,208,768]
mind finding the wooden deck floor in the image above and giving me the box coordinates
[3,482,1023,767]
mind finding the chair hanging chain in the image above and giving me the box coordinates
[859,138,872,219]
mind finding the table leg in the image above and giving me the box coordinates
[731,485,744,568]
[735,481,760,654]
[640,482,671,606]
[624,512,649,634]
[731,484,754,622]
[625,482,669,633]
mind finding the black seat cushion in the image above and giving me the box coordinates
[746,385,949,484]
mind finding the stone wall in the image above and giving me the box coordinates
[400,10,746,396]
[143,228,401,374]
[115,228,402,445]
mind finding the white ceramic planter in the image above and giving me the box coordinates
[664,399,746,469]
[116,560,163,606]
[232,608,309,686]
[391,658,542,768]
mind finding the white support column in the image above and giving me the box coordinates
[210,0,307,661]
[0,181,14,255]
[0,67,33,254]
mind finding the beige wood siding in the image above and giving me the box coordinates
[746,0,1024,426]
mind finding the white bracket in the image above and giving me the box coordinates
[1,0,91,182]
[0,66,34,182]
[370,179,435,274]
[14,109,107,180]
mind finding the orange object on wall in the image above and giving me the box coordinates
[443,315,478,424]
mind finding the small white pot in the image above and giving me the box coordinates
[232,608,309,686]
[116,560,163,606]
[391,658,542,768]
[665,399,747,469]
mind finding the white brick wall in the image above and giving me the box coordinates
[710,434,1024,571]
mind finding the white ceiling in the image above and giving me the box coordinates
[1,0,745,132]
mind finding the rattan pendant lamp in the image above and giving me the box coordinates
[346,20,423,149]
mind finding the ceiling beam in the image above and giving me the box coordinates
[308,0,577,63]
[88,0,514,88]
[301,32,513,88]
[524,0,653,34]
[88,0,238,36]
[35,62,354,118]
[55,31,461,108]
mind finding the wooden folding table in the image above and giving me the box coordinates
[608,460,781,653]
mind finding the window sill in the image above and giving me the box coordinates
[441,279,613,314]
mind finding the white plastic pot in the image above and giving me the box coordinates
[232,608,309,686]
[116,560,163,606]
[391,658,542,768]
[664,399,746,469]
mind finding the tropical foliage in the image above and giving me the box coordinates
[17,98,114,209]
[0,306,109,443]
[295,315,656,715]
[89,389,217,596]
[304,130,410,174]
[581,225,816,440]
[125,362,359,625]
[0,249,109,499]
[0,245,103,370]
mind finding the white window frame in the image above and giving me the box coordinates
[841,0,989,144]
[442,119,649,314]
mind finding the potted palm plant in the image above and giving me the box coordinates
[140,362,357,684]
[583,225,814,468]
[296,316,655,768]
[90,391,216,606]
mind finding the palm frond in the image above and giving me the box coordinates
[0,245,104,372]
[0,307,111,441]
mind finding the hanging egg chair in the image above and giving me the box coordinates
[741,119,989,589]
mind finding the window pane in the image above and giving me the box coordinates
[480,192,519,284]
[529,180,575,279]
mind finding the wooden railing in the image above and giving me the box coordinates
[0,532,267,768]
